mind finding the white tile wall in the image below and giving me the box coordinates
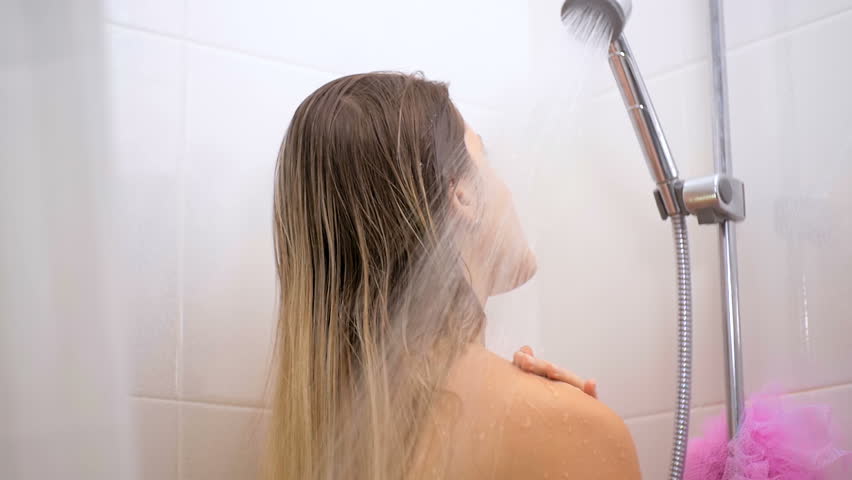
[182,46,334,406]
[181,404,267,480]
[622,0,711,75]
[131,398,179,480]
[729,10,852,395]
[536,0,714,98]
[106,0,185,36]
[626,404,724,478]
[108,25,183,398]
[107,0,852,477]
[184,0,529,108]
[726,0,852,48]
[107,26,185,177]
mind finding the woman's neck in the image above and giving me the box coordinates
[462,261,490,307]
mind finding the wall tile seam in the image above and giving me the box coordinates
[105,20,341,79]
[622,381,852,422]
[726,6,852,57]
[106,5,852,114]
[104,20,699,115]
[133,394,271,413]
[176,2,188,476]
[623,403,726,423]
[590,7,852,101]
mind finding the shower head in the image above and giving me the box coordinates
[560,0,632,41]
[559,0,683,218]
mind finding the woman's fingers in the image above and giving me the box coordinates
[583,378,598,399]
[512,350,535,370]
[513,351,585,391]
[513,347,597,398]
[545,363,586,389]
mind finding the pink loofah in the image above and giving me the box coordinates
[685,390,851,480]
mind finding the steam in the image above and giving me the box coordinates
[477,0,615,358]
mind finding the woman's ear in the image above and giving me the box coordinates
[450,178,477,224]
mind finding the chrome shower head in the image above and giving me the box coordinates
[560,0,684,218]
[560,0,632,41]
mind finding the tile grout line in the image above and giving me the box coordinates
[560,8,852,103]
[133,378,852,422]
[106,6,852,119]
[133,394,269,412]
[727,6,852,56]
[588,53,713,102]
[105,19,507,114]
[104,19,343,79]
[623,402,726,423]
[622,381,852,422]
[786,380,852,397]
[176,1,188,478]
[103,19,704,116]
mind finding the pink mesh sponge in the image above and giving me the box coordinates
[685,390,851,480]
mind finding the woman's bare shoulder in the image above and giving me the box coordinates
[447,345,641,480]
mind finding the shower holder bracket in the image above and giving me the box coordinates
[653,174,746,224]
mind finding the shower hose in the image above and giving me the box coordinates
[668,214,693,480]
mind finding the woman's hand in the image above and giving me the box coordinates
[512,345,598,398]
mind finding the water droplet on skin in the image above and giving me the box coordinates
[543,473,550,479]
[582,439,590,446]
[545,384,560,397]
[562,472,570,479]
[521,416,532,428]
[478,431,486,440]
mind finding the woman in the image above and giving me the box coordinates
[267,72,640,479]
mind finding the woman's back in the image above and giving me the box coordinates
[411,344,641,479]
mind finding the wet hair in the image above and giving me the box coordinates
[268,72,485,479]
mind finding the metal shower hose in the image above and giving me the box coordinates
[669,214,693,480]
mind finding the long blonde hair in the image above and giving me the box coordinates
[268,72,485,480]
